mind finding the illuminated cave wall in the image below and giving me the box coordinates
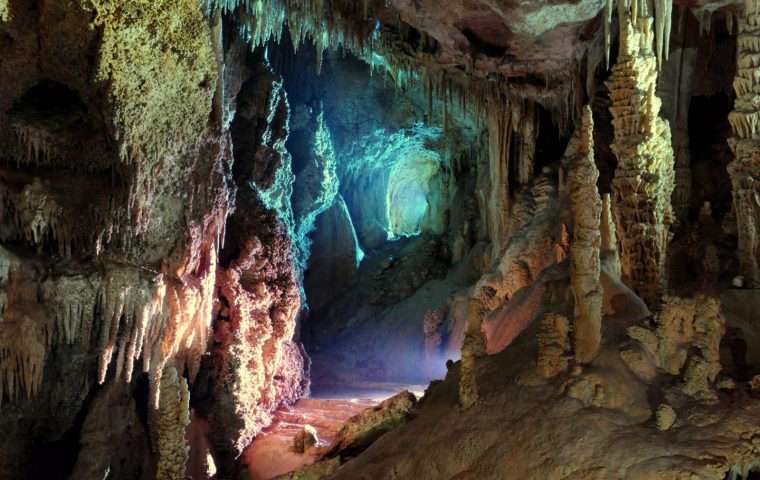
[256,39,484,387]
[265,40,478,312]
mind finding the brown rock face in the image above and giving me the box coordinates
[0,1,308,477]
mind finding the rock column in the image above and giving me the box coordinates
[565,106,604,364]
[606,2,676,305]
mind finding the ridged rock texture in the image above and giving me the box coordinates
[606,0,676,306]
[728,0,760,287]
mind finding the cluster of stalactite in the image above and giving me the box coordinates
[0,236,219,410]
[727,0,760,287]
[606,0,676,306]
[482,98,544,261]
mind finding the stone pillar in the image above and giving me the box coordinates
[727,0,760,287]
[606,2,676,305]
[565,106,604,364]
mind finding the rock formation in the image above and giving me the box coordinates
[606,0,676,305]
[157,367,191,480]
[459,294,488,409]
[728,0,760,287]
[564,106,604,364]
[1,0,759,479]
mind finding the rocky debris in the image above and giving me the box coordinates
[293,425,319,454]
[727,0,760,288]
[326,390,417,458]
[606,1,676,306]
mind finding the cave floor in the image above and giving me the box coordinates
[242,383,426,480]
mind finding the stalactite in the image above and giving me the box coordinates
[0,245,217,408]
[517,103,537,186]
[564,106,603,364]
[657,18,698,228]
[13,125,57,166]
[606,2,676,306]
[653,0,673,68]
[486,102,512,258]
[727,0,760,287]
[605,0,614,69]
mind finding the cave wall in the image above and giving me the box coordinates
[0,2,309,477]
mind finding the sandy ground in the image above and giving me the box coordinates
[243,383,426,480]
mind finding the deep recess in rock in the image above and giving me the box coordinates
[0,1,760,479]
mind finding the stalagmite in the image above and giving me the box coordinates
[156,366,190,480]
[727,0,760,287]
[606,1,676,305]
[563,106,603,364]
[459,290,491,409]
[536,312,571,378]
[600,193,622,277]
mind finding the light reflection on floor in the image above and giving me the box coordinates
[243,383,427,480]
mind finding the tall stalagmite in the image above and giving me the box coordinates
[564,106,603,364]
[606,0,676,305]
[728,0,760,287]
[459,291,489,409]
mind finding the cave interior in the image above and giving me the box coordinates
[0,0,760,479]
